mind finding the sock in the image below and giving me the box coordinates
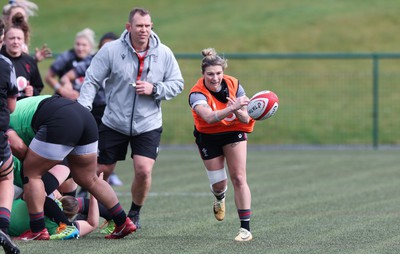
[212,186,227,201]
[78,197,112,221]
[238,209,251,231]
[215,192,225,201]
[129,202,142,214]
[108,203,126,227]
[44,197,72,226]
[29,212,46,233]
[0,207,11,234]
[99,202,113,221]
[42,172,60,195]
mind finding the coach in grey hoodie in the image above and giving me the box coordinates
[78,29,183,136]
[77,8,183,230]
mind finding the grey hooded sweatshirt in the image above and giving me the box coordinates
[78,30,184,136]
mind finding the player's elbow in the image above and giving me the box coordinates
[87,217,99,228]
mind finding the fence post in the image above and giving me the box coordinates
[372,55,379,149]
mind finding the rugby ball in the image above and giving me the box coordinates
[247,90,279,120]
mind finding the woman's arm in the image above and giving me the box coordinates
[194,96,249,124]
[75,193,99,236]
[7,96,16,113]
[227,96,252,124]
[6,129,28,160]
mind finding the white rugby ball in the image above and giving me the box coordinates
[247,90,279,120]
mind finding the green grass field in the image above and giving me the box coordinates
[13,148,400,254]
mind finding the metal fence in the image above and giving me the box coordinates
[45,52,399,148]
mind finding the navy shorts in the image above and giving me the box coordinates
[98,124,162,164]
[194,129,248,160]
[0,131,12,166]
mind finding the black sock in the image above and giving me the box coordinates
[42,172,60,195]
[215,192,225,200]
[129,202,142,214]
[0,218,10,234]
[240,220,250,231]
[108,203,127,227]
[238,209,251,231]
[78,198,113,221]
[44,197,72,225]
[29,212,46,233]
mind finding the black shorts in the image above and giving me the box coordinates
[29,96,98,160]
[194,129,248,160]
[0,131,11,165]
[32,96,98,146]
[98,124,162,164]
[91,104,106,126]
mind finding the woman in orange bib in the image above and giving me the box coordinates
[188,48,255,242]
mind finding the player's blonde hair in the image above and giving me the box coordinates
[76,28,96,54]
[201,48,228,73]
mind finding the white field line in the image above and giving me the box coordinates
[115,191,210,197]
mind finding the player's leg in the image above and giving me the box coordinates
[128,128,161,228]
[97,124,139,230]
[223,140,251,209]
[203,155,227,222]
[57,177,78,197]
[68,150,135,239]
[97,163,117,181]
[128,155,154,228]
[68,153,119,210]
[0,156,14,229]
[21,148,62,240]
[131,155,155,204]
[0,136,20,253]
[223,139,253,241]
[69,104,135,239]
[46,164,71,194]
[194,131,228,221]
[97,124,127,181]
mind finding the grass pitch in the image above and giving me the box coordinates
[14,148,400,254]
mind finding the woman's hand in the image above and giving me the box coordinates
[227,96,249,111]
[35,44,53,62]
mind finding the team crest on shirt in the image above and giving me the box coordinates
[121,54,126,60]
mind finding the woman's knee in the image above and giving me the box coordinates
[230,173,247,188]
